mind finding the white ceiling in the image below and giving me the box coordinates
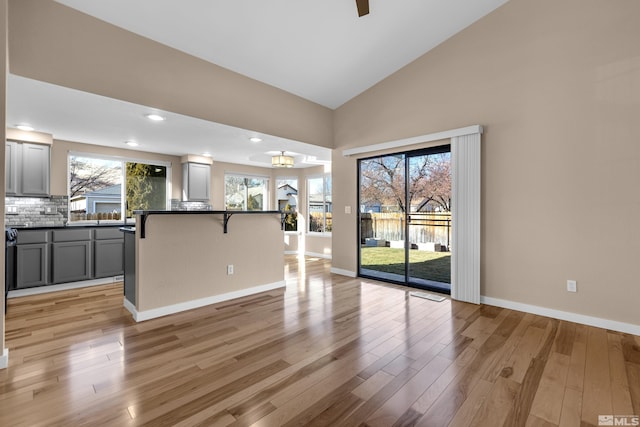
[7,74,332,168]
[7,0,508,168]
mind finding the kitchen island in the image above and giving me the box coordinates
[123,210,285,321]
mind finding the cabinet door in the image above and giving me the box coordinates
[21,143,50,196]
[5,141,18,195]
[94,239,124,278]
[16,243,49,288]
[52,241,92,283]
[183,162,210,201]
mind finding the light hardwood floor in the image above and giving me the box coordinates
[1,256,638,426]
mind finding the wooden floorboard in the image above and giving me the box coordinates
[1,256,638,426]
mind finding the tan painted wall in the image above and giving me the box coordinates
[333,0,640,325]
[1,0,7,356]
[50,139,183,199]
[135,213,283,312]
[7,0,333,149]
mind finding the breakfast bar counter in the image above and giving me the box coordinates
[122,210,285,321]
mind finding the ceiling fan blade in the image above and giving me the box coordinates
[356,0,369,17]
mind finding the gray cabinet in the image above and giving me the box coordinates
[51,228,93,283]
[94,228,124,278]
[94,240,124,278]
[182,162,210,201]
[15,230,50,289]
[16,244,49,288]
[5,141,18,195]
[14,226,125,289]
[52,241,92,283]
[5,141,50,196]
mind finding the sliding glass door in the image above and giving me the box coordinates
[358,145,451,293]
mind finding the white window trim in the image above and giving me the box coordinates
[306,173,331,235]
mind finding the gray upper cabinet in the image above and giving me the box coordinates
[5,141,18,195]
[182,162,210,201]
[5,141,51,196]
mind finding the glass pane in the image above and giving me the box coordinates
[69,156,122,222]
[359,154,406,281]
[308,177,325,232]
[225,176,268,211]
[125,163,167,216]
[324,174,332,232]
[407,151,451,291]
[276,178,298,231]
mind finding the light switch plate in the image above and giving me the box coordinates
[344,205,351,214]
[5,205,18,215]
[567,280,577,292]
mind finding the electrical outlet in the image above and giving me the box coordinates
[227,264,234,275]
[5,205,18,215]
[567,280,577,292]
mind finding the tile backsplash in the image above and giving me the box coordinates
[5,195,69,227]
[170,199,212,211]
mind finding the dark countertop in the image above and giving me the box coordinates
[132,210,281,215]
[10,223,128,230]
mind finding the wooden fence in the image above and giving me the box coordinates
[361,212,451,249]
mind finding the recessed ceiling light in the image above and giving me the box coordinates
[125,141,139,147]
[145,114,165,121]
[202,152,212,157]
[249,137,262,143]
[16,124,34,131]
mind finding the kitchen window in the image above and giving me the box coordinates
[68,153,170,222]
[224,174,269,211]
[307,173,331,234]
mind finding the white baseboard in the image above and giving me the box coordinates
[0,348,8,369]
[305,251,332,260]
[123,297,136,318]
[7,277,120,298]
[124,280,286,322]
[284,250,298,255]
[330,267,357,278]
[481,296,640,336]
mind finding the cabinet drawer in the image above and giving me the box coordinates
[16,230,50,244]
[94,228,124,240]
[52,229,93,242]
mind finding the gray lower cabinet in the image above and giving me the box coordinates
[52,241,92,283]
[16,243,49,288]
[14,227,125,289]
[94,239,124,278]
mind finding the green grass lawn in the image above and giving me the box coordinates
[360,247,451,284]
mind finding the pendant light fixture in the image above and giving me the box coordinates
[272,151,294,168]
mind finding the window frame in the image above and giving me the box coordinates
[67,151,172,222]
[276,176,299,233]
[223,172,270,211]
[306,172,332,235]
